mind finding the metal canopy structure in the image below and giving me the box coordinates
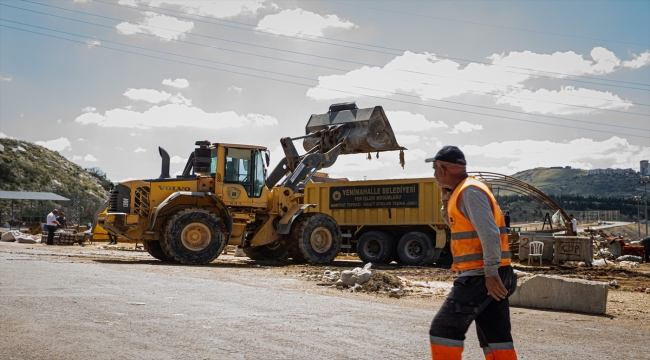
[468,172,570,231]
[0,191,70,201]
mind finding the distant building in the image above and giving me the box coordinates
[564,166,571,169]
[587,168,635,175]
[642,160,649,176]
[549,166,563,169]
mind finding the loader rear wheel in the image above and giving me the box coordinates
[161,208,227,265]
[288,213,341,264]
[143,240,173,262]
[397,232,439,266]
[243,240,288,260]
[357,231,394,264]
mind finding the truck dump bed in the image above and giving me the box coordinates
[304,178,444,226]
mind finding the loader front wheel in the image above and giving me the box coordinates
[143,240,173,262]
[243,240,288,260]
[357,231,394,264]
[288,213,341,264]
[162,208,227,265]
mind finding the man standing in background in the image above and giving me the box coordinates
[46,209,61,245]
[56,212,67,230]
[569,214,578,235]
[426,146,518,360]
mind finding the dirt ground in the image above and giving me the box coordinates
[1,239,649,359]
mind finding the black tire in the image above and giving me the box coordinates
[243,240,288,260]
[436,242,453,266]
[288,213,342,264]
[161,208,227,265]
[143,240,173,262]
[357,231,395,264]
[397,232,439,266]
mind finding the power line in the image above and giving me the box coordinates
[2,23,648,140]
[92,0,650,88]
[319,0,650,47]
[4,19,647,131]
[7,3,650,110]
[27,0,650,89]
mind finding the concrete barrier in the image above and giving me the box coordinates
[509,274,608,314]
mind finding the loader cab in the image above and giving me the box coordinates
[212,143,269,207]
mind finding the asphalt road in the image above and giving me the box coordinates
[0,244,647,359]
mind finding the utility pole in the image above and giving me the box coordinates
[640,177,649,236]
[635,196,641,239]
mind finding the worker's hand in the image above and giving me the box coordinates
[486,275,508,301]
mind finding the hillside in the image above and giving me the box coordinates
[510,168,641,198]
[0,138,109,225]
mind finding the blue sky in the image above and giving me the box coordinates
[1,0,649,181]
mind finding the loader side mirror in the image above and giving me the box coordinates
[264,150,270,167]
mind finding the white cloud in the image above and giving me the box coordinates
[257,9,356,37]
[85,38,101,48]
[162,78,189,88]
[0,76,12,82]
[123,88,192,105]
[36,137,72,152]
[149,0,268,18]
[0,132,13,139]
[495,86,632,115]
[307,48,644,115]
[82,106,96,113]
[449,122,483,134]
[84,154,98,162]
[75,104,278,129]
[118,0,138,6]
[57,119,62,124]
[385,111,448,132]
[130,133,140,137]
[170,155,187,163]
[228,86,243,94]
[72,155,83,161]
[78,138,87,142]
[463,136,649,174]
[622,50,650,69]
[134,147,147,153]
[396,135,420,145]
[116,12,194,41]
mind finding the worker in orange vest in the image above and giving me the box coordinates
[426,146,518,360]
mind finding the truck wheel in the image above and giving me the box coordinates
[357,231,394,264]
[243,240,288,260]
[397,232,439,266]
[143,240,173,262]
[288,213,341,264]
[161,208,227,265]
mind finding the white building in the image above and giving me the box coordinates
[641,160,649,176]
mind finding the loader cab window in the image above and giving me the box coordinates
[210,148,218,175]
[224,148,265,198]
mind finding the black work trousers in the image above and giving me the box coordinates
[46,225,57,245]
[430,266,517,348]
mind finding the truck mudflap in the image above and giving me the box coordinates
[276,204,317,235]
[149,191,233,233]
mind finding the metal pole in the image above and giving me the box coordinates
[645,182,648,236]
[638,197,641,240]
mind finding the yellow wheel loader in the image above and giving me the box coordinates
[98,102,405,265]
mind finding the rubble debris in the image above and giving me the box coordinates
[337,263,372,286]
[1,230,41,243]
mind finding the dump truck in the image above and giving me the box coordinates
[98,102,405,265]
[303,177,452,266]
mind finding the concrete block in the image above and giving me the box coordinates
[509,274,608,314]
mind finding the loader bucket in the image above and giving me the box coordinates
[303,103,405,155]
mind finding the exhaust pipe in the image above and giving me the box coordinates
[158,147,171,179]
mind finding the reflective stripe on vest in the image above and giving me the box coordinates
[448,177,511,272]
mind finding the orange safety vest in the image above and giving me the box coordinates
[448,177,511,272]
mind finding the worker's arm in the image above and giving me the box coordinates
[459,187,508,301]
